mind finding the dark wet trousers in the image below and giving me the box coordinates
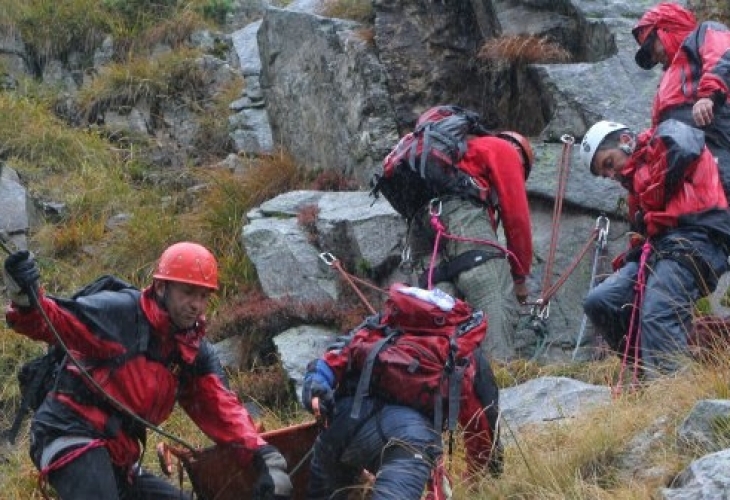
[306,396,442,500]
[45,445,190,500]
[583,229,729,374]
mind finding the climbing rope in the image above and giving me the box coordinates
[572,215,610,360]
[319,252,386,314]
[614,240,653,397]
[535,134,575,318]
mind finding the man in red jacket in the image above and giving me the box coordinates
[632,2,730,197]
[410,131,534,361]
[580,119,730,376]
[3,242,292,499]
[301,285,502,499]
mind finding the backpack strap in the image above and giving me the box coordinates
[350,327,401,420]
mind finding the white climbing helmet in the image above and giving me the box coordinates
[580,121,630,173]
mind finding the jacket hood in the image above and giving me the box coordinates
[633,3,696,69]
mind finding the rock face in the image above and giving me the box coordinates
[257,8,399,183]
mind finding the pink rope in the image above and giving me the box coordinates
[427,212,523,290]
[614,241,652,396]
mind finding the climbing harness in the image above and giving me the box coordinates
[424,198,525,290]
[572,215,610,360]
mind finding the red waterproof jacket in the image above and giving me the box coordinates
[6,286,266,470]
[652,22,730,125]
[620,120,730,238]
[635,4,730,136]
[457,136,533,281]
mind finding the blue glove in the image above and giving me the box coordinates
[302,359,335,417]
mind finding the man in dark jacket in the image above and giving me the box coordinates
[632,2,730,196]
[580,119,730,376]
[3,242,292,499]
[300,285,502,499]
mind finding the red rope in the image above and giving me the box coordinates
[323,255,386,315]
[613,241,652,397]
[541,138,573,301]
[38,439,105,499]
[539,228,599,304]
[427,211,525,290]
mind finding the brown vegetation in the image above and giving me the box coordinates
[478,35,571,65]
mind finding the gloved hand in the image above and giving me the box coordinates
[513,281,528,304]
[3,250,40,307]
[252,444,293,500]
[302,359,335,418]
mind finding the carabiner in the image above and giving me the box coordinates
[531,299,550,320]
[595,215,610,249]
[429,198,442,217]
[319,252,337,266]
[560,134,575,145]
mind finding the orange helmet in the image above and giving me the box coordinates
[497,131,534,179]
[153,242,218,290]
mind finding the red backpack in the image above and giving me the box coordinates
[370,105,492,220]
[340,283,487,431]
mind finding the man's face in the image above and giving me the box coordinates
[156,280,212,330]
[592,148,629,180]
[651,35,668,69]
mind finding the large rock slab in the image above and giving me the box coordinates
[258,7,398,183]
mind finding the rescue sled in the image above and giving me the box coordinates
[158,420,319,500]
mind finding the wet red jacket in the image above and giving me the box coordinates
[652,21,730,126]
[635,4,730,136]
[620,120,730,238]
[456,136,533,281]
[6,286,266,469]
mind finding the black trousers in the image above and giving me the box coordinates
[47,446,191,500]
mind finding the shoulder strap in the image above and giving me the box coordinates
[350,326,400,420]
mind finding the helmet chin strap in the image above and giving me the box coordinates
[619,138,635,155]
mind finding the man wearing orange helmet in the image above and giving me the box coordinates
[632,2,730,196]
[2,242,292,499]
[410,130,535,361]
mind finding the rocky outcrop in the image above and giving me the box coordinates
[257,8,399,182]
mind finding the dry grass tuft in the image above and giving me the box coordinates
[297,204,321,245]
[318,0,374,23]
[478,35,572,65]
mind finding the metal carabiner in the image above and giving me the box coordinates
[595,215,610,249]
[319,252,337,266]
[560,134,575,145]
[429,198,442,217]
[531,299,550,320]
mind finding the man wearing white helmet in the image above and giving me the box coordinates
[580,119,730,376]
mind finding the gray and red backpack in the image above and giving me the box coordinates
[370,105,492,220]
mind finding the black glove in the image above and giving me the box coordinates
[3,250,40,307]
[252,445,293,500]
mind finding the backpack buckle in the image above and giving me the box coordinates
[429,199,442,216]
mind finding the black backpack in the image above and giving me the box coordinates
[370,105,492,220]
